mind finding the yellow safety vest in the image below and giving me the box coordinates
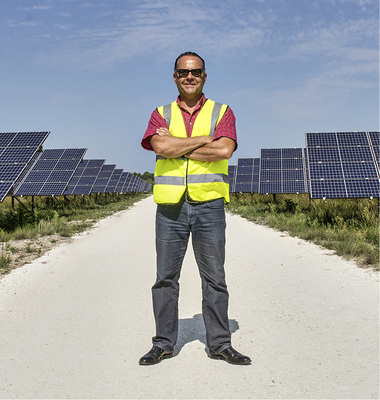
[154,99,230,204]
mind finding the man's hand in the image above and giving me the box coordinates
[156,127,172,136]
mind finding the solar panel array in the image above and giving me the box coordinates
[128,173,151,192]
[92,164,116,193]
[14,148,87,196]
[229,131,380,199]
[259,148,308,194]
[65,159,105,195]
[3,131,378,201]
[231,158,260,193]
[306,131,380,198]
[0,131,152,202]
[0,132,49,201]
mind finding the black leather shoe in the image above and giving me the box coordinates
[210,346,251,365]
[139,346,174,365]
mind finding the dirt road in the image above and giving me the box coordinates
[0,196,378,399]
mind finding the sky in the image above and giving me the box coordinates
[0,0,378,173]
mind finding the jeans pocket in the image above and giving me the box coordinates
[206,198,225,209]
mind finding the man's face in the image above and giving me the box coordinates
[173,56,207,100]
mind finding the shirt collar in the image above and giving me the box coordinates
[176,94,207,112]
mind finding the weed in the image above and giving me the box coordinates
[25,243,35,253]
[0,242,11,271]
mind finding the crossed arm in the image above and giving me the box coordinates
[150,127,235,162]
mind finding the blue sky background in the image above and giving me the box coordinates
[1,0,378,173]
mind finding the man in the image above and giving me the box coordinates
[140,51,251,366]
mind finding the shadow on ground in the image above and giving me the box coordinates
[174,313,239,355]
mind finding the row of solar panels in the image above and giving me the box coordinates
[0,132,151,202]
[229,131,380,199]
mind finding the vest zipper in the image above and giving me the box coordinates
[185,158,189,190]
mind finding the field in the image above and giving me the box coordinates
[0,192,378,276]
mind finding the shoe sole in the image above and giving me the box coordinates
[139,352,174,366]
[209,354,251,365]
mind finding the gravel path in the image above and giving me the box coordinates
[0,196,378,399]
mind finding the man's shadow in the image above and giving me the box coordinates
[174,313,239,356]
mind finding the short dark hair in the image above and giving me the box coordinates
[174,52,205,71]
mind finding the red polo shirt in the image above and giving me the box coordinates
[141,94,238,151]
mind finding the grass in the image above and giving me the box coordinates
[226,193,379,270]
[0,242,11,272]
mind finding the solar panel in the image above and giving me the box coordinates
[252,158,260,193]
[105,169,123,193]
[124,173,136,192]
[65,159,105,195]
[258,148,308,194]
[122,173,137,192]
[369,131,380,146]
[228,165,237,193]
[115,172,128,193]
[143,182,152,192]
[232,158,260,193]
[306,131,380,198]
[337,131,369,146]
[306,132,338,147]
[91,164,115,193]
[346,179,380,198]
[8,132,50,147]
[0,131,50,201]
[309,163,344,180]
[116,172,151,193]
[307,147,341,163]
[369,132,380,171]
[142,180,151,192]
[134,176,144,192]
[14,148,87,196]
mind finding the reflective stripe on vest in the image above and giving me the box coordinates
[155,172,228,186]
[162,103,172,127]
[187,173,229,184]
[210,102,223,137]
[154,176,185,185]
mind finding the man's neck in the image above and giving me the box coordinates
[178,95,203,113]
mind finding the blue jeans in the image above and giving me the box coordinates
[152,197,231,353]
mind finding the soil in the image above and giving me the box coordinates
[0,235,73,277]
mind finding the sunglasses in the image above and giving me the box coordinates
[175,68,204,78]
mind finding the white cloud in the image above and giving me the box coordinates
[54,24,70,30]
[24,0,377,105]
[19,5,52,11]
[6,19,39,28]
[35,0,269,69]
[55,12,71,17]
